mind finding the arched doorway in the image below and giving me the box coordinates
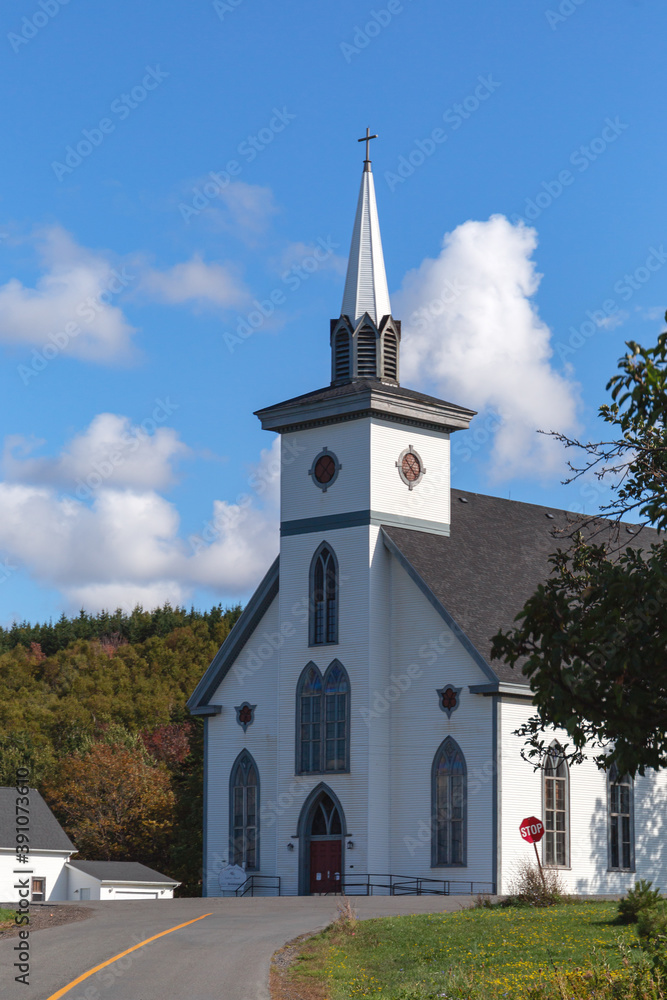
[298,785,346,895]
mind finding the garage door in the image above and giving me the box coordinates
[114,891,159,899]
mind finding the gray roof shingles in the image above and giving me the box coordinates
[383,489,656,685]
[0,788,75,852]
[67,860,178,883]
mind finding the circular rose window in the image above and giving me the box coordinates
[401,452,421,482]
[309,448,341,492]
[314,454,336,485]
[396,445,426,490]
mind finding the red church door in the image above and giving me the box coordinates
[310,840,342,893]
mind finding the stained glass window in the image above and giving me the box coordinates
[433,737,466,866]
[609,765,633,871]
[230,751,259,871]
[544,743,568,867]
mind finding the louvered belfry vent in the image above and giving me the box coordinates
[383,329,398,381]
[329,145,401,385]
[357,326,377,377]
[334,329,351,381]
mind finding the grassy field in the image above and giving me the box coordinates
[285,902,645,999]
[0,908,17,926]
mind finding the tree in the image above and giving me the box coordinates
[42,740,175,870]
[492,323,667,777]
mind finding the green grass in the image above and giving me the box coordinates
[0,907,16,925]
[290,902,644,999]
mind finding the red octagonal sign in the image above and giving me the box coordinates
[520,816,545,844]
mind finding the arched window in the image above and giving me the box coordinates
[297,661,350,774]
[309,543,338,646]
[334,329,351,381]
[298,663,322,773]
[383,330,398,381]
[609,765,634,871]
[230,750,259,871]
[432,737,467,867]
[544,743,569,867]
[324,661,350,772]
[356,326,377,377]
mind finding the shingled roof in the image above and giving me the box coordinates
[0,788,75,852]
[383,489,656,686]
[67,860,179,884]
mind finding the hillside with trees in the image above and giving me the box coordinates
[0,602,241,895]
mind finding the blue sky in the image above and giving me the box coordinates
[0,0,665,624]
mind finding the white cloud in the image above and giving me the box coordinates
[3,412,189,494]
[0,226,137,362]
[197,180,279,243]
[0,419,279,612]
[273,240,347,276]
[140,254,251,310]
[395,215,580,480]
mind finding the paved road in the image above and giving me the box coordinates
[0,895,478,1000]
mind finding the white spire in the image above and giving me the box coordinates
[341,162,391,326]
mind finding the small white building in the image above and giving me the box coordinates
[189,144,667,898]
[0,787,74,903]
[0,788,180,902]
[66,861,179,900]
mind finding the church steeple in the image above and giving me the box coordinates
[331,130,401,386]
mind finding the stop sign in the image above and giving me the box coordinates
[520,816,545,844]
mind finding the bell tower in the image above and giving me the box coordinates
[330,129,401,386]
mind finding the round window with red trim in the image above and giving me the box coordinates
[309,448,341,492]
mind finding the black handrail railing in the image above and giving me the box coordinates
[234,875,281,897]
[338,873,495,896]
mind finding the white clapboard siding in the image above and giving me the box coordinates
[387,557,496,887]
[0,850,70,902]
[499,699,667,894]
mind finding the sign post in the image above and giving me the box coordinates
[519,816,546,889]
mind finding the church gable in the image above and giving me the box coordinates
[187,557,279,713]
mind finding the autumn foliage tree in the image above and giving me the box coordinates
[493,325,667,777]
[43,739,176,872]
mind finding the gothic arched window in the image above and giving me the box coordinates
[324,660,350,773]
[432,737,467,867]
[356,326,377,377]
[544,743,569,867]
[608,765,634,871]
[297,661,350,774]
[334,329,351,381]
[230,750,259,871]
[309,543,338,646]
[383,329,398,381]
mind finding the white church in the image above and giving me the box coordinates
[188,139,667,897]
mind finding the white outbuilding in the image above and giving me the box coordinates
[189,141,667,898]
[66,861,180,900]
[0,787,74,903]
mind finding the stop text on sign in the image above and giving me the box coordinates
[519,816,545,844]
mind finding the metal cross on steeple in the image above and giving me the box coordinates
[358,127,378,170]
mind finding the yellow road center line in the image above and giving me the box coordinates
[45,912,213,1000]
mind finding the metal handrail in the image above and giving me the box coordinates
[234,875,282,897]
[339,874,495,896]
